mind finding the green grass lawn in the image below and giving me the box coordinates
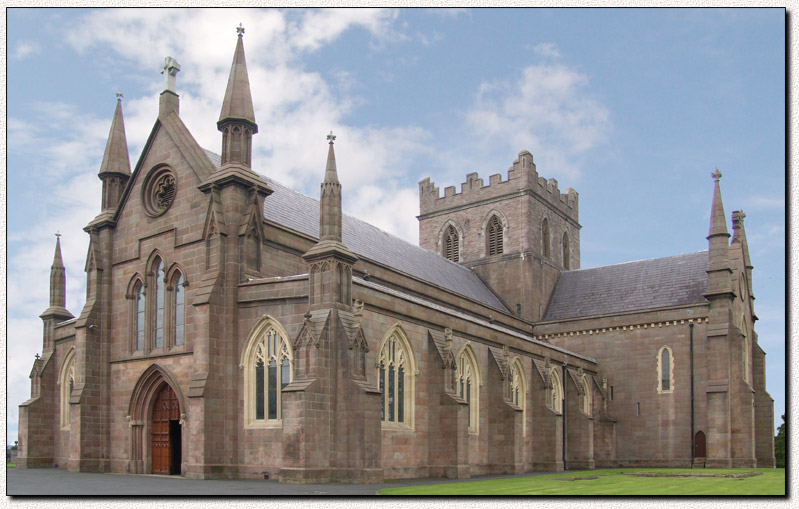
[378,468,785,495]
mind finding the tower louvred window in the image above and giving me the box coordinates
[487,216,503,255]
[444,225,459,262]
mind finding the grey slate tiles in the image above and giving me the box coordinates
[544,251,709,321]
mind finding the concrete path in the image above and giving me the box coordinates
[6,467,556,496]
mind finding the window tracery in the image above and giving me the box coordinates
[378,328,415,427]
[456,346,480,432]
[243,320,293,426]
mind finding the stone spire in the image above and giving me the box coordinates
[302,133,358,310]
[705,168,733,300]
[732,209,755,312]
[218,24,257,168]
[708,168,729,240]
[41,234,73,322]
[98,94,131,211]
[320,131,342,242]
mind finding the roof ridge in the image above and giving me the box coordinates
[200,148,507,312]
[568,250,708,273]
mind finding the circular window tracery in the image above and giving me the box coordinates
[142,167,177,217]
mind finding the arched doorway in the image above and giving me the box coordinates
[694,430,706,458]
[128,364,186,475]
[151,384,181,475]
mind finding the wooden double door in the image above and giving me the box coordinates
[152,384,182,475]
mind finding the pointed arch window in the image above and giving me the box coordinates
[542,218,550,258]
[243,320,293,426]
[378,327,416,428]
[456,346,480,433]
[562,232,571,270]
[172,272,185,347]
[510,359,527,436]
[444,225,459,262]
[487,216,504,255]
[59,349,76,429]
[581,376,592,417]
[153,259,165,348]
[657,345,674,394]
[135,283,145,351]
[548,367,563,414]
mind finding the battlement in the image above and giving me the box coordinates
[419,151,578,220]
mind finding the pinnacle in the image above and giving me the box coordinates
[218,29,257,128]
[708,169,729,238]
[52,234,64,269]
[98,96,131,177]
[324,133,340,184]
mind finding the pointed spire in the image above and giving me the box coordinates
[320,132,342,242]
[52,233,64,270]
[302,134,358,311]
[218,25,257,127]
[97,95,131,213]
[708,168,729,239]
[98,95,131,178]
[217,26,257,169]
[324,131,340,184]
[41,233,73,323]
[705,168,733,301]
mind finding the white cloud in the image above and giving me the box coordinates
[12,41,39,60]
[8,10,431,444]
[529,42,561,60]
[465,61,610,181]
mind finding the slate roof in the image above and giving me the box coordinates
[543,251,709,321]
[203,150,508,312]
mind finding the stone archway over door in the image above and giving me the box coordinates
[694,430,706,458]
[152,384,181,474]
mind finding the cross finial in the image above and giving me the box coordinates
[35,353,40,360]
[237,23,245,36]
[116,92,123,101]
[161,56,181,93]
[711,167,722,182]
[55,231,61,239]
[327,131,336,144]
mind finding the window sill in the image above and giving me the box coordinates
[381,421,414,432]
[245,420,283,430]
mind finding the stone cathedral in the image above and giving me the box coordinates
[17,30,775,482]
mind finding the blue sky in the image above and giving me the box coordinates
[6,8,786,446]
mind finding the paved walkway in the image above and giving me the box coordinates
[6,467,555,496]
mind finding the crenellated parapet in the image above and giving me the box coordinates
[419,151,578,221]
